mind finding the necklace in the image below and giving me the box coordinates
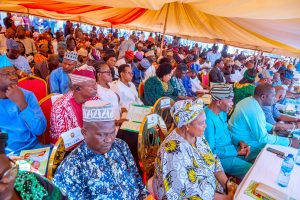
[159,78,168,92]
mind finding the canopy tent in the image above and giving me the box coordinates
[1,0,300,57]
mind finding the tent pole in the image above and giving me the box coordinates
[161,3,170,50]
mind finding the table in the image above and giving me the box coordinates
[234,144,300,199]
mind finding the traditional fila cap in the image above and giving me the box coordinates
[69,64,95,84]
[64,51,78,62]
[83,100,114,122]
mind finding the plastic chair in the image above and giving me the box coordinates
[47,137,81,180]
[152,97,175,134]
[138,81,145,98]
[138,114,168,182]
[38,94,63,145]
[18,75,48,101]
[202,73,209,87]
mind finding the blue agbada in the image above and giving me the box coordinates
[204,107,251,177]
[0,89,46,155]
[49,67,70,94]
[53,139,148,200]
[228,96,289,159]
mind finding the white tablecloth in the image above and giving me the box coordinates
[234,144,300,200]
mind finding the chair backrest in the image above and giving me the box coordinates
[47,137,81,180]
[202,74,209,87]
[152,97,175,134]
[138,81,145,98]
[47,137,66,180]
[38,94,62,145]
[138,114,168,181]
[18,75,48,101]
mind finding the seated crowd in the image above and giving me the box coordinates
[0,18,300,200]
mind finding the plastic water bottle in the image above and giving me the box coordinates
[296,149,300,165]
[277,154,294,187]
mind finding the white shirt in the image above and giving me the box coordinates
[97,85,121,119]
[144,65,156,81]
[109,80,143,110]
[190,77,203,93]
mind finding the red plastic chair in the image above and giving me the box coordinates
[202,74,209,87]
[38,94,62,145]
[18,75,48,101]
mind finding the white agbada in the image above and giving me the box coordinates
[97,84,121,119]
[109,80,143,110]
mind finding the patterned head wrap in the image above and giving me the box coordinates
[88,48,101,61]
[170,99,204,128]
[210,84,234,101]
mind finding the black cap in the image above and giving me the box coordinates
[0,132,8,154]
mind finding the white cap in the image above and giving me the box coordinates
[64,51,78,62]
[83,100,114,122]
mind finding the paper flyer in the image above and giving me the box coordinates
[126,104,152,123]
[18,147,51,176]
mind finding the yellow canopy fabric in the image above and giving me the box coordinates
[1,0,300,56]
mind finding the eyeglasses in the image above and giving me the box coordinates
[0,72,17,78]
[0,159,18,183]
[99,70,111,75]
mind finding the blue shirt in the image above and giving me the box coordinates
[262,104,282,125]
[228,97,289,152]
[181,75,196,97]
[132,64,145,88]
[53,139,148,200]
[204,107,238,159]
[49,67,70,94]
[0,89,46,155]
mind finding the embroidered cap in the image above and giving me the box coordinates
[64,51,78,62]
[69,64,95,84]
[83,100,114,122]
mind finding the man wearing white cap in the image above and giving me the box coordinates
[49,51,78,94]
[50,65,98,144]
[144,50,156,81]
[53,100,148,199]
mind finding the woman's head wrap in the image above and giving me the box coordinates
[170,99,204,128]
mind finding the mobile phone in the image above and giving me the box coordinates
[266,147,285,158]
